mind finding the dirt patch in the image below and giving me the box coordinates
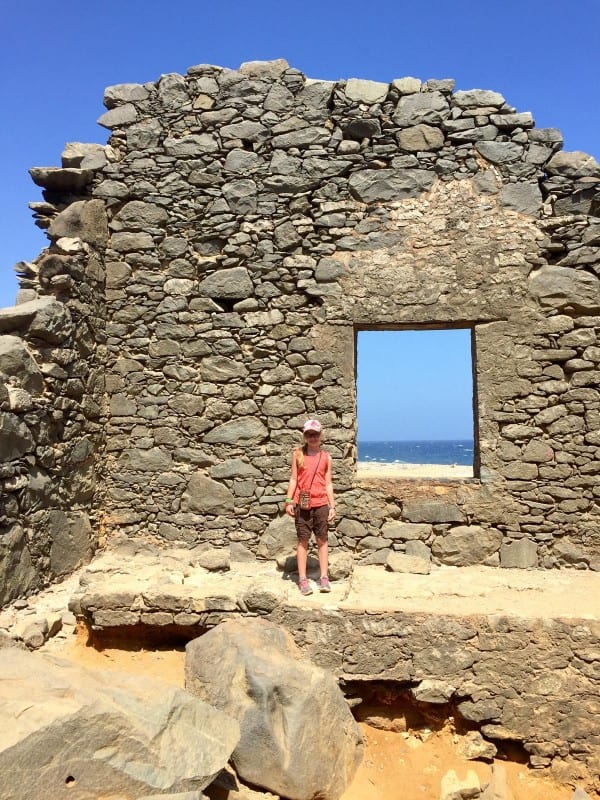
[341,724,574,800]
[60,624,186,687]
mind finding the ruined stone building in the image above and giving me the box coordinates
[1,58,599,604]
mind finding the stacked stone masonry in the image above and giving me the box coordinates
[1,59,600,602]
[0,182,106,604]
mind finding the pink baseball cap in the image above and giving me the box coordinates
[303,419,322,433]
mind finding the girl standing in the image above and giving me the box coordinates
[284,419,336,595]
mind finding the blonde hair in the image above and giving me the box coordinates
[295,444,308,470]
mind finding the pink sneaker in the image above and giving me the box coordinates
[299,578,313,596]
[318,576,331,593]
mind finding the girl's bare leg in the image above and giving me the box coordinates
[297,538,309,577]
[317,537,329,577]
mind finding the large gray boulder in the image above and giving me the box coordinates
[0,649,239,800]
[185,619,363,800]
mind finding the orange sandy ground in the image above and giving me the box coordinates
[61,632,583,800]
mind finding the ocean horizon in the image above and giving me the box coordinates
[358,439,474,466]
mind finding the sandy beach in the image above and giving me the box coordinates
[357,461,474,479]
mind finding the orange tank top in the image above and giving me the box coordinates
[294,449,330,508]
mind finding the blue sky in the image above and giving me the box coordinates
[357,330,474,441]
[1,0,598,440]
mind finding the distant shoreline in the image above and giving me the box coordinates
[357,461,474,479]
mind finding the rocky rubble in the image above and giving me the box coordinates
[14,541,592,781]
[0,543,599,793]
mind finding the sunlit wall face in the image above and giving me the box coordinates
[356,328,475,466]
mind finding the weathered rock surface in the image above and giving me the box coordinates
[432,526,502,566]
[0,526,37,606]
[185,618,363,800]
[29,167,94,190]
[47,199,109,247]
[257,514,297,559]
[0,649,239,800]
[440,769,481,800]
[479,763,514,800]
[457,731,497,761]
[182,473,236,515]
[1,546,594,781]
[0,335,43,392]
[528,265,600,312]
[386,551,431,574]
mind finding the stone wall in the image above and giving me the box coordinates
[94,60,599,569]
[0,154,108,604]
[274,605,600,782]
[2,59,600,603]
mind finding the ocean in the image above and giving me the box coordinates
[358,440,474,466]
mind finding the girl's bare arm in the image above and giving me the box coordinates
[325,454,335,519]
[285,451,298,503]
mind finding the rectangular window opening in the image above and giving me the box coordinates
[356,327,479,480]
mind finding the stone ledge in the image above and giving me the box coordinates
[62,544,600,779]
[70,545,600,622]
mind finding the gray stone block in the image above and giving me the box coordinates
[393,91,450,126]
[348,168,435,202]
[397,124,444,151]
[500,540,538,569]
[345,78,389,104]
[453,89,505,107]
[182,474,235,515]
[0,336,43,393]
[198,268,253,300]
[0,526,37,606]
[432,526,502,566]
[258,515,297,560]
[204,419,268,445]
[402,501,464,524]
[29,167,94,190]
[0,412,35,460]
[500,182,542,216]
[546,150,600,178]
[381,521,432,540]
[411,679,455,703]
[48,511,93,577]
[386,552,431,574]
[97,103,138,128]
[529,266,600,313]
[476,141,523,164]
[48,200,109,246]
